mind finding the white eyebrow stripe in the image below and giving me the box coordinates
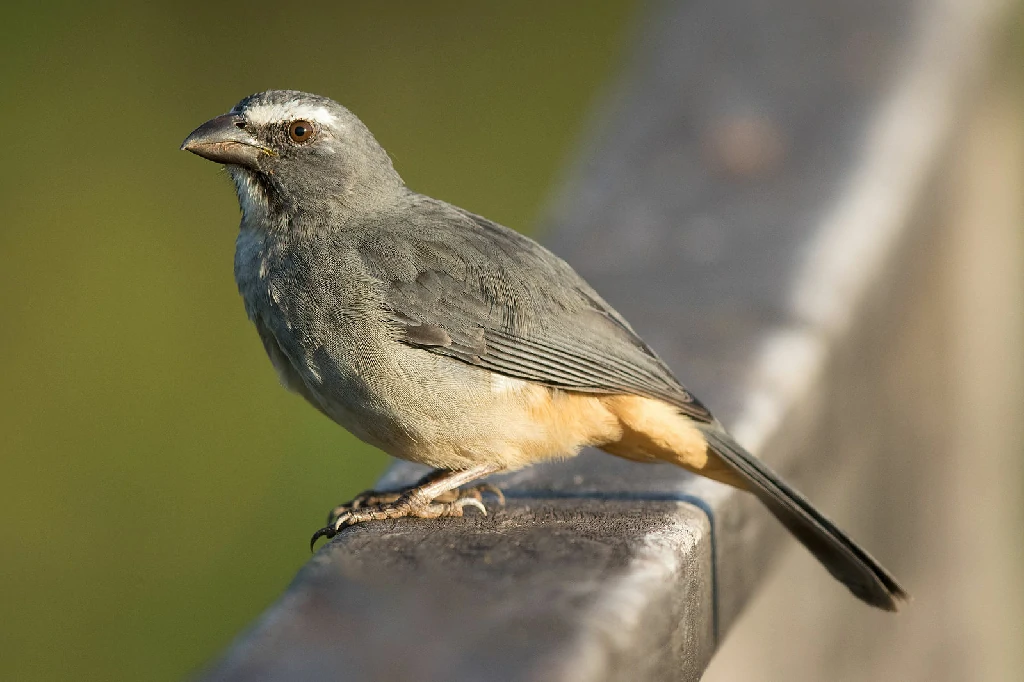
[243,102,339,127]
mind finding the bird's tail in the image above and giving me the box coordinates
[699,426,909,611]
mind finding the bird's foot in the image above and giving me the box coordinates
[325,480,504,522]
[311,481,504,550]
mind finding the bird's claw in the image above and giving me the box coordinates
[309,525,336,552]
[310,487,498,552]
[325,482,503,525]
[473,483,505,506]
[458,496,488,516]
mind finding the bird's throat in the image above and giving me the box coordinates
[229,167,275,227]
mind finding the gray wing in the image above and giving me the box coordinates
[359,196,713,423]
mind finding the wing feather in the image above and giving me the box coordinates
[363,198,713,423]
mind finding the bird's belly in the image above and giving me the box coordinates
[282,341,578,470]
[335,352,628,470]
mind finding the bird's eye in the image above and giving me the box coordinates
[288,120,315,143]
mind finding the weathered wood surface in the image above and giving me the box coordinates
[198,0,1018,679]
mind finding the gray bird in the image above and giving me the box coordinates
[182,90,907,611]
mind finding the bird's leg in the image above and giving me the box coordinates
[311,464,504,549]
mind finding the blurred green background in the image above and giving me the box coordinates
[0,2,638,679]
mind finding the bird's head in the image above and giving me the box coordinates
[181,90,403,226]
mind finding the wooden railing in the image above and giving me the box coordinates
[198,0,1021,680]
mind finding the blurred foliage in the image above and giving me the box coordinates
[0,1,638,680]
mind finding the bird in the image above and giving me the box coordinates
[181,89,908,611]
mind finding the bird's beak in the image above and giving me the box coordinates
[180,113,274,168]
